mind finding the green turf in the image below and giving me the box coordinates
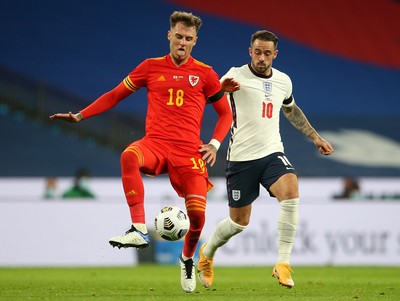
[0,265,399,300]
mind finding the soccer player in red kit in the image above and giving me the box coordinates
[50,11,239,293]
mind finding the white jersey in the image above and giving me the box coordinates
[222,64,294,162]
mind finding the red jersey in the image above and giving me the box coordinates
[123,54,221,149]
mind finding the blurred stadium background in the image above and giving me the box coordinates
[1,0,399,177]
[0,0,399,267]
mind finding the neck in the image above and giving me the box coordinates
[170,54,189,67]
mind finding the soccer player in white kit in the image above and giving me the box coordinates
[197,30,334,289]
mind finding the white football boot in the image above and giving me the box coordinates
[109,225,150,249]
[179,254,196,293]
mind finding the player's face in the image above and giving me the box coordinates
[168,22,198,66]
[249,39,278,76]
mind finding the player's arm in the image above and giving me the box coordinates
[49,81,133,122]
[199,92,233,166]
[282,101,334,156]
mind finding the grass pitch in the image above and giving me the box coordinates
[0,265,399,300]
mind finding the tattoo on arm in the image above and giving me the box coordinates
[283,104,318,140]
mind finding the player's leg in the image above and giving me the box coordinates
[201,205,250,259]
[167,150,213,292]
[198,160,260,288]
[197,207,248,288]
[266,153,299,288]
[178,175,210,292]
[109,141,159,249]
[270,173,299,288]
[270,173,299,263]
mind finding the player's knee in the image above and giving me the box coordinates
[275,188,299,202]
[283,191,299,200]
[229,205,251,226]
[120,147,141,168]
[230,215,250,227]
[228,217,247,234]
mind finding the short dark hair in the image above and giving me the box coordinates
[251,30,279,49]
[170,11,203,33]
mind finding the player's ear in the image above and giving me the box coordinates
[167,31,171,41]
[273,49,279,59]
[248,47,252,57]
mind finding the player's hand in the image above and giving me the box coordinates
[199,144,217,167]
[221,78,240,93]
[315,138,334,155]
[49,112,82,123]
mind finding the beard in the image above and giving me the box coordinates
[255,63,268,74]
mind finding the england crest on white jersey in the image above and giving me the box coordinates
[263,81,272,92]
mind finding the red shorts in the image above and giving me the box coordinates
[127,138,213,197]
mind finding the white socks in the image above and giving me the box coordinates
[277,198,299,264]
[203,198,299,262]
[203,217,246,258]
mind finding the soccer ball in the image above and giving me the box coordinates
[154,205,190,241]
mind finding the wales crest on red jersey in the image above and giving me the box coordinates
[189,75,200,87]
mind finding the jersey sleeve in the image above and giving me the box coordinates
[80,82,132,119]
[204,68,223,99]
[210,93,232,144]
[282,73,294,107]
[204,68,232,143]
[125,59,149,90]
[80,59,151,119]
[283,95,295,107]
[220,67,237,84]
